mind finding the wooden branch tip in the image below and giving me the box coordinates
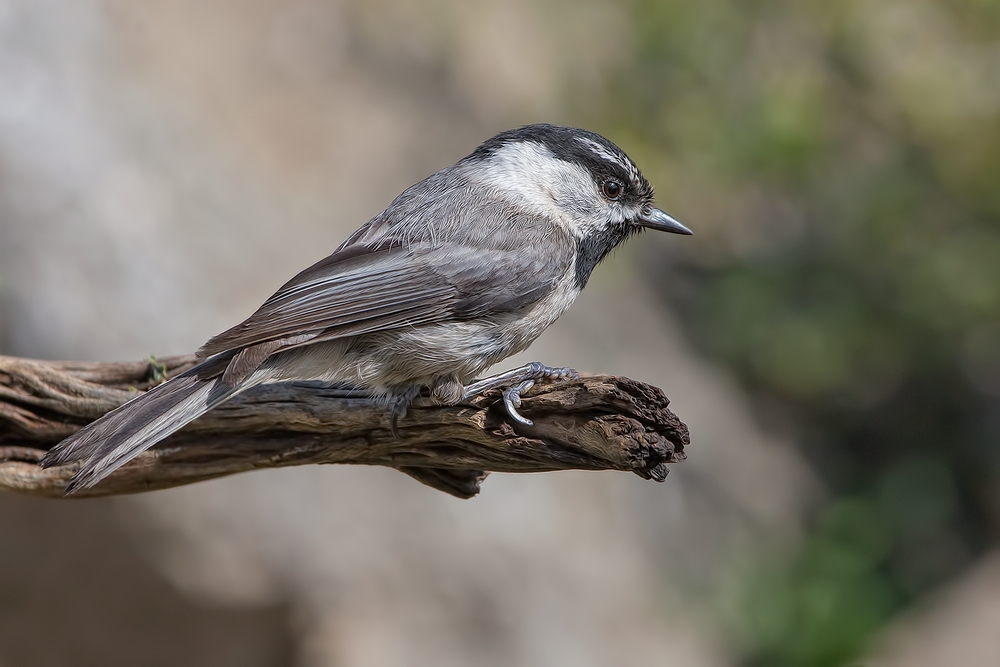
[0,354,689,499]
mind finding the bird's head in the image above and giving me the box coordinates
[463,124,692,240]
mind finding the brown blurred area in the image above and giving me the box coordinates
[0,494,294,667]
[2,1,997,666]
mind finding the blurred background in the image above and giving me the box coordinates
[1,0,999,665]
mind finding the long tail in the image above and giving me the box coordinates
[42,352,244,494]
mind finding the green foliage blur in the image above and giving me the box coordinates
[586,0,1000,664]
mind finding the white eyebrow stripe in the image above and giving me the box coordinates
[575,136,641,184]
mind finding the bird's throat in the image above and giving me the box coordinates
[573,223,636,289]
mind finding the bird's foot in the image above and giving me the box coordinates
[389,384,423,437]
[462,362,579,426]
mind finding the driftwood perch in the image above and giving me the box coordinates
[0,354,688,499]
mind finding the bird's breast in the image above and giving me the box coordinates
[495,273,581,355]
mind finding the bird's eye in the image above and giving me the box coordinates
[601,180,623,200]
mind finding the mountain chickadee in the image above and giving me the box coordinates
[43,123,692,493]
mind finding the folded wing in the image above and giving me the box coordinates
[199,234,573,360]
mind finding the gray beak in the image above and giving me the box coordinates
[637,208,693,235]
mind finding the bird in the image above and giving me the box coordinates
[42,123,692,493]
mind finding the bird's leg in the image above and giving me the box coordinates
[389,384,423,437]
[462,362,579,426]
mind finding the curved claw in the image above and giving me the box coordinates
[389,385,422,438]
[462,362,580,427]
[503,380,535,426]
[390,402,406,438]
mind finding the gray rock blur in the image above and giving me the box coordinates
[0,1,814,665]
[867,549,1000,667]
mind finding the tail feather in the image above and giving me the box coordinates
[42,353,242,493]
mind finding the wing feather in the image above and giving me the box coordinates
[198,221,575,359]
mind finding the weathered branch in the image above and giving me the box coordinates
[0,354,688,499]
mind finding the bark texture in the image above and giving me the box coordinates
[0,354,688,499]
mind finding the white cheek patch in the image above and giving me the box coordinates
[469,141,602,236]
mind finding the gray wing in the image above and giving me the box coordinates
[198,235,573,359]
